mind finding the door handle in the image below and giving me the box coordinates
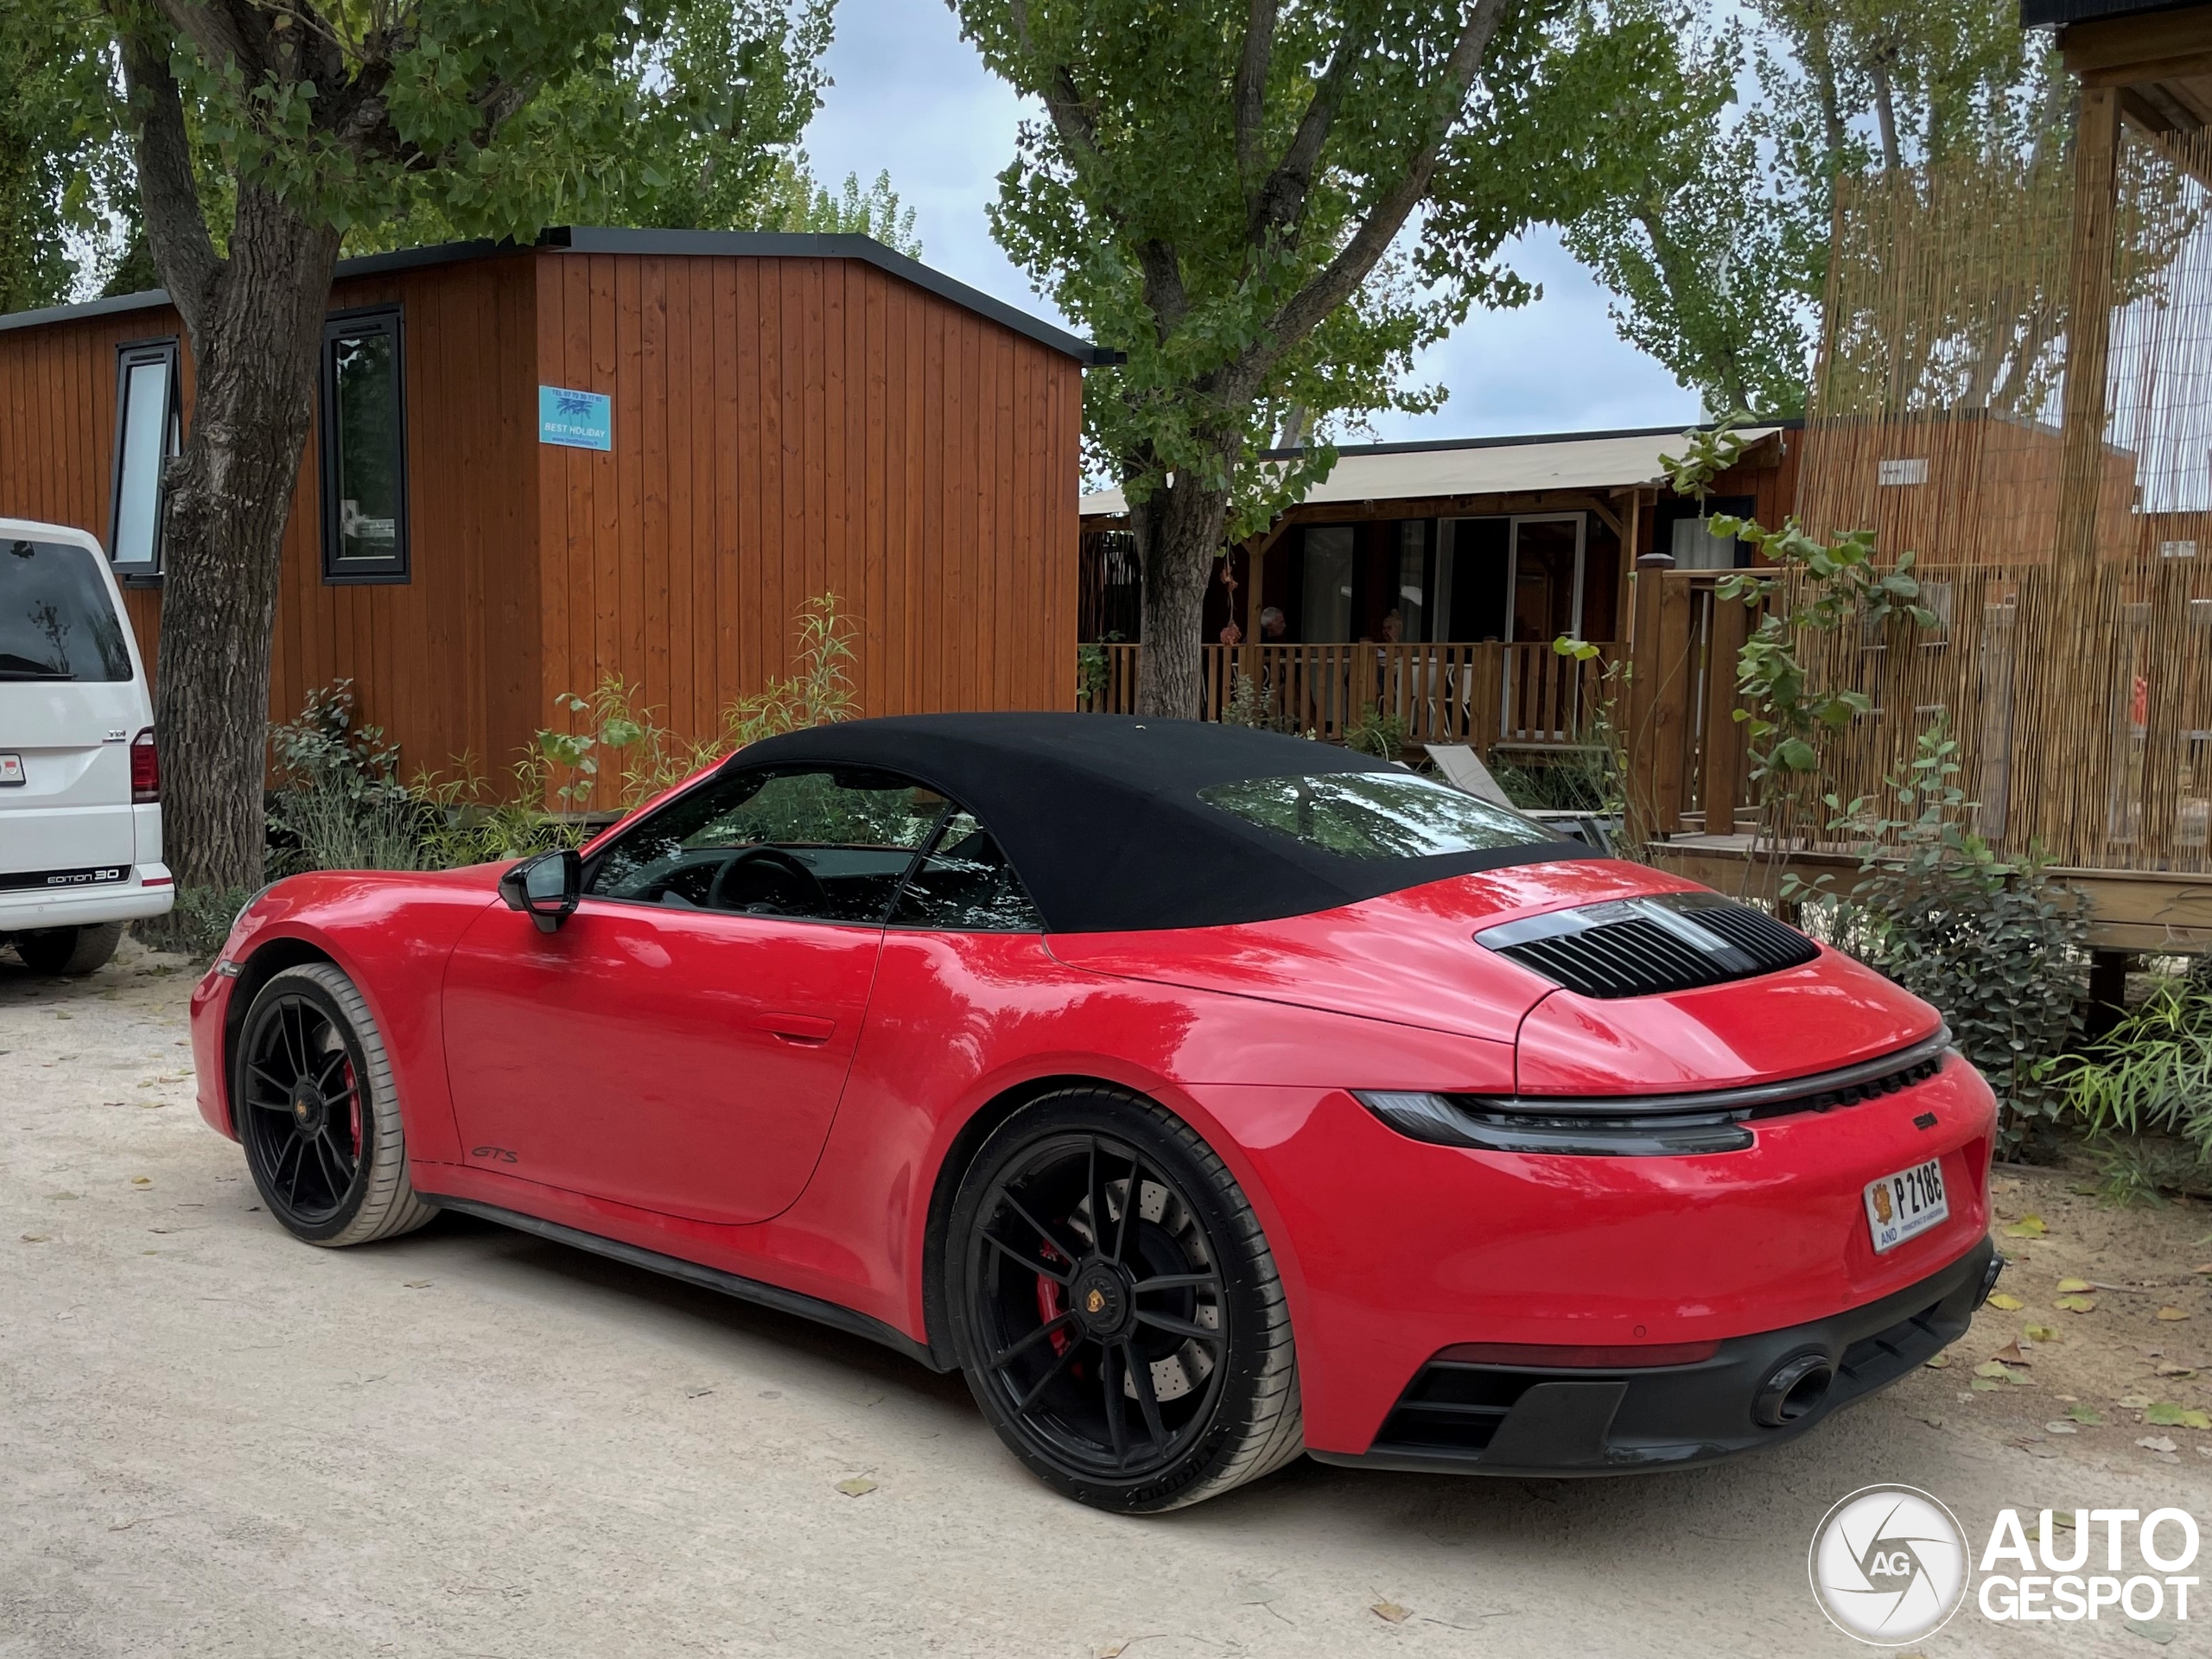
[752,1012,836,1044]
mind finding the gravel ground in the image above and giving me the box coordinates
[5,938,2209,1658]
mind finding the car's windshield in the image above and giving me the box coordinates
[1197,772,1554,861]
[0,539,134,683]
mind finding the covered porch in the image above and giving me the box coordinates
[1076,423,1797,753]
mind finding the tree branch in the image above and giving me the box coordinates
[109,7,222,341]
[1232,0,1278,203]
[1247,18,1370,247]
[1235,0,1509,393]
[151,0,280,86]
[1007,0,1188,334]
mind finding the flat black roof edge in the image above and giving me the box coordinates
[2019,0,2204,27]
[1254,417,1802,463]
[0,227,1112,363]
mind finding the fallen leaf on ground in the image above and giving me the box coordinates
[2136,1436,2179,1453]
[1991,1341,2030,1365]
[1986,1293,2025,1311]
[1370,1602,1411,1624]
[1098,1646,1128,1658]
[2003,1215,2047,1237]
[1972,1377,2005,1391]
[1923,1353,1951,1369]
[130,1177,150,1186]
[2068,1406,2106,1425]
[2157,1306,2190,1321]
[402,1280,432,1289]
[834,1477,877,1497]
[2194,1265,2212,1276]
[2125,1618,2180,1645]
[20,1234,48,1243]
[1975,1361,2019,1378]
[2120,1394,2154,1409]
[2157,1363,2196,1377]
[2056,1277,2094,1294]
[2144,1403,2212,1430]
[2056,1294,2098,1313]
[2046,1421,2080,1434]
[2024,1325,2062,1343]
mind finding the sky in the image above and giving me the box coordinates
[798,2,1705,446]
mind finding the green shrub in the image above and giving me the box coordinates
[538,594,858,810]
[2045,978,2212,1166]
[1343,702,1408,761]
[1799,719,2086,1150]
[134,886,253,963]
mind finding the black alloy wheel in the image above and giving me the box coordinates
[239,988,365,1227]
[948,1089,1303,1511]
[233,963,437,1247]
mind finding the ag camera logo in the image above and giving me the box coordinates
[1808,1484,1970,1644]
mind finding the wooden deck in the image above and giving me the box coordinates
[1646,832,2212,954]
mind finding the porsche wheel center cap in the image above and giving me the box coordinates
[1071,1265,1131,1336]
[289,1083,327,1138]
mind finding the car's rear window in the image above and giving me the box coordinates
[1,539,134,682]
[1198,772,1552,861]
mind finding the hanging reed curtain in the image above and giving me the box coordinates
[1787,127,2212,874]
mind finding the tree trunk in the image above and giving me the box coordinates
[1131,469,1232,720]
[155,184,342,892]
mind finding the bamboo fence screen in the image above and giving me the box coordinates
[1784,126,2212,873]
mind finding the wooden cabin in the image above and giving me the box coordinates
[1626,0,2212,957]
[0,230,1096,801]
[1076,423,1800,754]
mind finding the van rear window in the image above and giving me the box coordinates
[2,539,134,682]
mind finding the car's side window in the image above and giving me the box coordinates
[587,766,949,925]
[890,810,1045,933]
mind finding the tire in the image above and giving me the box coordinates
[15,922,123,976]
[233,963,436,1247]
[945,1087,1303,1512]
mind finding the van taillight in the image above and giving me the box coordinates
[130,728,160,804]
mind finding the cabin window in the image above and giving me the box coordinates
[1300,525,1357,641]
[319,308,408,582]
[108,340,180,577]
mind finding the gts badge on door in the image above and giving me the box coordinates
[470,1146,520,1165]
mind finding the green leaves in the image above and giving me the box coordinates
[959,0,1686,535]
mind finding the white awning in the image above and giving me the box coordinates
[1078,425,1778,519]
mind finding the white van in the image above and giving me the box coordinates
[0,518,174,974]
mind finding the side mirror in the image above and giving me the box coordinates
[499,849,581,933]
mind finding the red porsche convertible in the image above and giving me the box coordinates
[193,715,1999,1511]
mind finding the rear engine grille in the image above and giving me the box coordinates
[1478,891,1819,998]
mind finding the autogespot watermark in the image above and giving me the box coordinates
[1808,1485,2202,1643]
[1809,1486,1972,1643]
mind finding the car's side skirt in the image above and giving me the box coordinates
[426,1195,954,1373]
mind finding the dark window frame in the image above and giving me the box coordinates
[318,305,410,584]
[107,337,181,585]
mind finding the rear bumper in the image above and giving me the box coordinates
[0,866,173,928]
[1313,1233,1995,1477]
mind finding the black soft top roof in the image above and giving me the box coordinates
[732,713,1586,932]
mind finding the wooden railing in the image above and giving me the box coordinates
[1077,640,1618,752]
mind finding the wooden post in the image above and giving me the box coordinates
[1701,587,1749,835]
[2057,86,2122,575]
[1624,550,1677,842]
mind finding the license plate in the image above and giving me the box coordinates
[0,753,21,786]
[1865,1158,1948,1253]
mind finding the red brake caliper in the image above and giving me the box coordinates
[1036,1246,1073,1357]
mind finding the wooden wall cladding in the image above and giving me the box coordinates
[0,245,1084,797]
[531,251,1082,784]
